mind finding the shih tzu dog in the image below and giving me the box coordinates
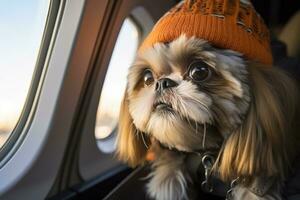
[116,0,299,200]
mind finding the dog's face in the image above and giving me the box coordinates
[118,34,297,181]
[126,35,250,152]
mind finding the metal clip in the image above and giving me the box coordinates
[201,154,215,193]
[226,177,240,200]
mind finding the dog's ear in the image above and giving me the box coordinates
[218,63,299,182]
[116,92,149,167]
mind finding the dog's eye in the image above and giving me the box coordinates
[188,61,212,82]
[143,69,154,86]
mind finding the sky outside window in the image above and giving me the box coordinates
[95,19,139,141]
[0,0,50,147]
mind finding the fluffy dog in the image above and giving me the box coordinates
[116,1,299,199]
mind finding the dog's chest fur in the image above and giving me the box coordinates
[147,144,281,200]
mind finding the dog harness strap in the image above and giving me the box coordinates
[247,176,277,196]
[158,140,238,197]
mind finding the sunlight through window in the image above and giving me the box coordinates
[95,18,139,152]
[0,0,50,148]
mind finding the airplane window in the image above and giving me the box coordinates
[95,18,139,149]
[0,1,50,148]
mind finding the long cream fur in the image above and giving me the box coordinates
[217,64,299,183]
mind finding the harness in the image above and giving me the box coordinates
[158,140,277,199]
[157,141,238,199]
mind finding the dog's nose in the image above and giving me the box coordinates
[155,78,178,91]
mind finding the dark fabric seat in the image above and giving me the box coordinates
[284,155,300,199]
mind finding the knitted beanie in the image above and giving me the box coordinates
[139,0,273,65]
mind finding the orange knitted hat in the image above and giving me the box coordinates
[139,0,273,65]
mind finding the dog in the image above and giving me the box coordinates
[116,1,300,199]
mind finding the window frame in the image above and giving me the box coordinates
[0,0,129,198]
[78,6,156,181]
[0,0,62,167]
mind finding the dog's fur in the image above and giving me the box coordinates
[116,35,299,200]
